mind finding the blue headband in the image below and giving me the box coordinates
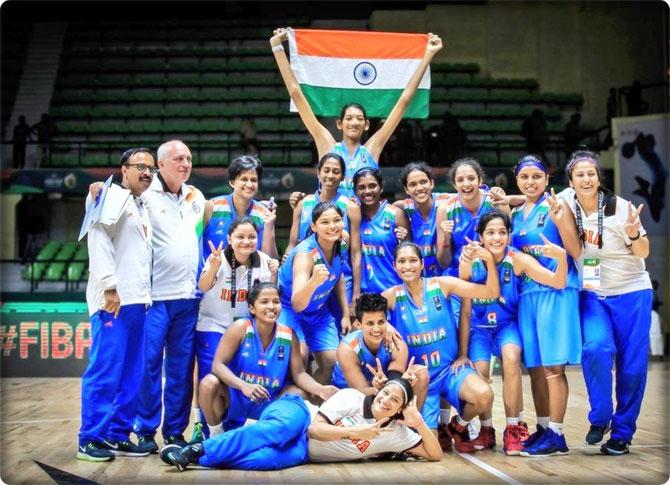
[514,157,547,175]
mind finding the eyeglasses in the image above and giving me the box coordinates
[124,163,158,174]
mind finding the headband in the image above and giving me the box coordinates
[385,379,409,405]
[514,157,547,175]
[566,156,599,176]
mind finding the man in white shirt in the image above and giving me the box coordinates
[160,378,443,471]
[77,147,155,462]
[132,140,206,453]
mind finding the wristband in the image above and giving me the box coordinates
[272,44,284,53]
[629,231,641,241]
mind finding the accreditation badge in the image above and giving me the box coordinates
[582,258,601,289]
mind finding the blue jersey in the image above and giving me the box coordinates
[278,234,343,317]
[228,319,293,400]
[203,194,266,261]
[332,142,378,199]
[330,330,393,388]
[298,191,352,293]
[388,277,458,378]
[442,194,496,276]
[400,193,451,277]
[510,194,580,294]
[298,192,351,241]
[469,247,521,327]
[360,201,402,293]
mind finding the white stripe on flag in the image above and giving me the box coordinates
[291,55,430,90]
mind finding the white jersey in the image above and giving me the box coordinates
[143,175,205,301]
[561,188,651,296]
[308,388,421,462]
[86,188,152,316]
[196,250,274,333]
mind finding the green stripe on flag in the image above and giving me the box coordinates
[301,85,430,119]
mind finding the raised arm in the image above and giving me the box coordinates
[365,33,443,161]
[270,27,335,157]
[435,204,453,268]
[347,202,363,302]
[290,251,327,312]
[514,237,567,289]
[259,206,279,259]
[437,245,500,300]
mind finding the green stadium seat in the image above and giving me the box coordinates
[22,262,47,281]
[44,262,66,281]
[36,241,62,261]
[67,262,87,281]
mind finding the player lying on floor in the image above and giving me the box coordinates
[160,378,442,471]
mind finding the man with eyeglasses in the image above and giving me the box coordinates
[78,147,156,461]
[132,139,206,453]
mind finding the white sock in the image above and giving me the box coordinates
[506,417,519,426]
[209,424,224,437]
[481,418,493,428]
[457,415,468,427]
[518,411,526,422]
[548,421,563,435]
[537,416,550,429]
[440,408,451,425]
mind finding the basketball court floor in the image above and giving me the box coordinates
[1,363,668,484]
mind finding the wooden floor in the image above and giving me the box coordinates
[1,363,668,484]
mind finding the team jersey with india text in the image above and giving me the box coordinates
[196,250,273,334]
[469,248,521,328]
[388,277,457,378]
[332,142,378,199]
[510,194,580,294]
[330,330,393,388]
[560,188,651,296]
[360,201,402,293]
[307,388,421,462]
[401,193,450,277]
[442,194,496,276]
[227,319,293,400]
[202,194,267,262]
[278,234,343,317]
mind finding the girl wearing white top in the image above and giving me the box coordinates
[563,150,652,456]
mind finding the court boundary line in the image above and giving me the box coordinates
[458,452,523,485]
[3,417,80,424]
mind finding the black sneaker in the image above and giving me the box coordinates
[77,442,115,462]
[160,443,204,471]
[585,424,610,446]
[102,439,150,457]
[137,436,159,454]
[165,434,189,448]
[601,438,630,456]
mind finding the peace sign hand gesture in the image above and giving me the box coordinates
[533,233,566,259]
[624,201,644,239]
[207,240,224,270]
[351,418,393,440]
[400,356,419,386]
[396,396,423,428]
[366,358,389,391]
[546,187,566,224]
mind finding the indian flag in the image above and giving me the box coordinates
[288,28,430,118]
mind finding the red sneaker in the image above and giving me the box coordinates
[503,425,524,456]
[471,425,496,450]
[437,423,452,451]
[517,421,530,442]
[447,416,476,453]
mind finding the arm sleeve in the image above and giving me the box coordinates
[87,221,118,290]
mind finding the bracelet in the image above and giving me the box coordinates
[272,44,284,53]
[629,231,641,241]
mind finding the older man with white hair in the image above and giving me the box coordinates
[132,139,206,453]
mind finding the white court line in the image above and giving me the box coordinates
[458,452,523,485]
[572,444,670,449]
[3,417,79,424]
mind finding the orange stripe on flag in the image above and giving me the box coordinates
[294,29,427,59]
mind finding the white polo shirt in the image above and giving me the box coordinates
[196,249,274,334]
[144,174,205,301]
[86,186,152,316]
[308,388,421,462]
[561,188,652,296]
